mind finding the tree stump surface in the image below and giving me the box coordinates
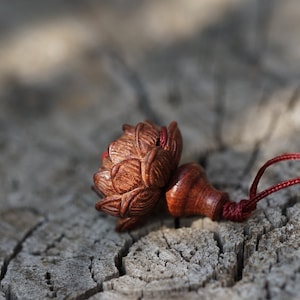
[1,1,300,299]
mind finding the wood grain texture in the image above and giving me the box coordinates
[1,0,300,299]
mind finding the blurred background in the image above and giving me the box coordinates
[2,1,300,298]
[1,0,300,212]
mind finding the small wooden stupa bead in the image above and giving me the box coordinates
[165,163,229,220]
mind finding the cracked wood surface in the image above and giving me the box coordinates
[1,0,300,299]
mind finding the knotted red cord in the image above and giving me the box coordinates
[221,153,300,222]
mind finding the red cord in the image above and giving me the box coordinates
[221,153,300,222]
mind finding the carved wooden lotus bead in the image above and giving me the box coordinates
[93,121,182,229]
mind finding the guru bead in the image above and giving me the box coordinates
[165,163,229,221]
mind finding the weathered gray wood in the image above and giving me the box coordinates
[1,0,300,299]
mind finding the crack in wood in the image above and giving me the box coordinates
[255,233,263,252]
[71,256,103,300]
[261,108,281,143]
[256,84,300,145]
[44,233,65,255]
[213,73,226,151]
[220,0,274,73]
[265,279,271,300]
[114,238,133,277]
[236,239,245,282]
[252,0,274,67]
[281,195,299,221]
[103,50,161,124]
[44,271,57,298]
[88,256,97,285]
[0,218,45,283]
[287,85,300,110]
[161,231,171,251]
[212,231,224,255]
[239,88,293,179]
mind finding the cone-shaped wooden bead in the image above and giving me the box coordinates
[165,163,229,220]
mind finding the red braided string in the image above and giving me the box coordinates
[221,153,300,222]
